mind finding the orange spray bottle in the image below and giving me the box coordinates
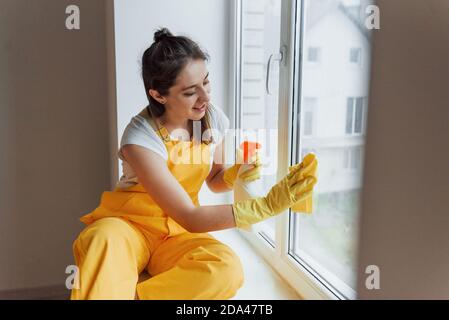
[233,141,265,232]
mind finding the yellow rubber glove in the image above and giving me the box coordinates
[238,152,262,181]
[232,156,317,229]
[290,153,318,213]
[223,150,262,189]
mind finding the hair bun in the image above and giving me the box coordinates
[154,28,173,43]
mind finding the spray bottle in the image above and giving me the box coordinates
[233,142,315,232]
[233,141,265,232]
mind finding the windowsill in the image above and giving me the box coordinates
[229,222,342,300]
[209,228,301,300]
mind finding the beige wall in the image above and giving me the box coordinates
[0,0,113,292]
[357,0,449,299]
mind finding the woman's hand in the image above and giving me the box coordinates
[237,151,262,182]
[231,153,318,229]
[264,154,317,214]
[223,149,262,188]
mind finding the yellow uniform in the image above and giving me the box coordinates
[70,122,244,300]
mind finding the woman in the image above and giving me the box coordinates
[70,28,317,300]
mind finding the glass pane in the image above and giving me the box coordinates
[307,47,321,62]
[239,0,282,244]
[354,146,362,169]
[303,97,316,136]
[346,98,354,134]
[350,48,361,64]
[354,97,363,134]
[343,149,349,169]
[291,0,373,296]
[304,111,313,135]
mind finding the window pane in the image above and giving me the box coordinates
[291,0,372,297]
[343,149,349,169]
[346,98,354,134]
[350,47,361,64]
[303,97,316,136]
[240,0,282,244]
[308,47,321,62]
[354,146,362,170]
[350,148,356,169]
[304,111,313,135]
[354,97,363,134]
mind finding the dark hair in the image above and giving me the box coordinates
[142,27,213,143]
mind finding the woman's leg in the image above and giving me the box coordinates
[136,232,244,300]
[70,217,150,300]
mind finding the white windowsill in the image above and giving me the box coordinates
[209,228,301,300]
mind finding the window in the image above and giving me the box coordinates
[343,147,363,171]
[307,47,321,63]
[346,97,364,135]
[349,47,361,65]
[291,0,372,299]
[237,0,282,246]
[304,110,314,135]
[233,0,372,300]
[303,97,317,136]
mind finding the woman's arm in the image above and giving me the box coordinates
[205,140,233,193]
[205,164,232,193]
[122,144,237,233]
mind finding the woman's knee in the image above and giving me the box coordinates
[74,217,134,254]
[218,246,245,292]
[195,243,244,296]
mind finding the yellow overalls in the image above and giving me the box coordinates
[70,121,244,300]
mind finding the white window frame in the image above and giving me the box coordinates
[230,0,353,300]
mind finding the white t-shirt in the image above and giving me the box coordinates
[115,103,230,189]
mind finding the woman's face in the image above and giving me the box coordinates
[163,59,211,123]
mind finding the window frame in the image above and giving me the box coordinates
[230,0,349,300]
